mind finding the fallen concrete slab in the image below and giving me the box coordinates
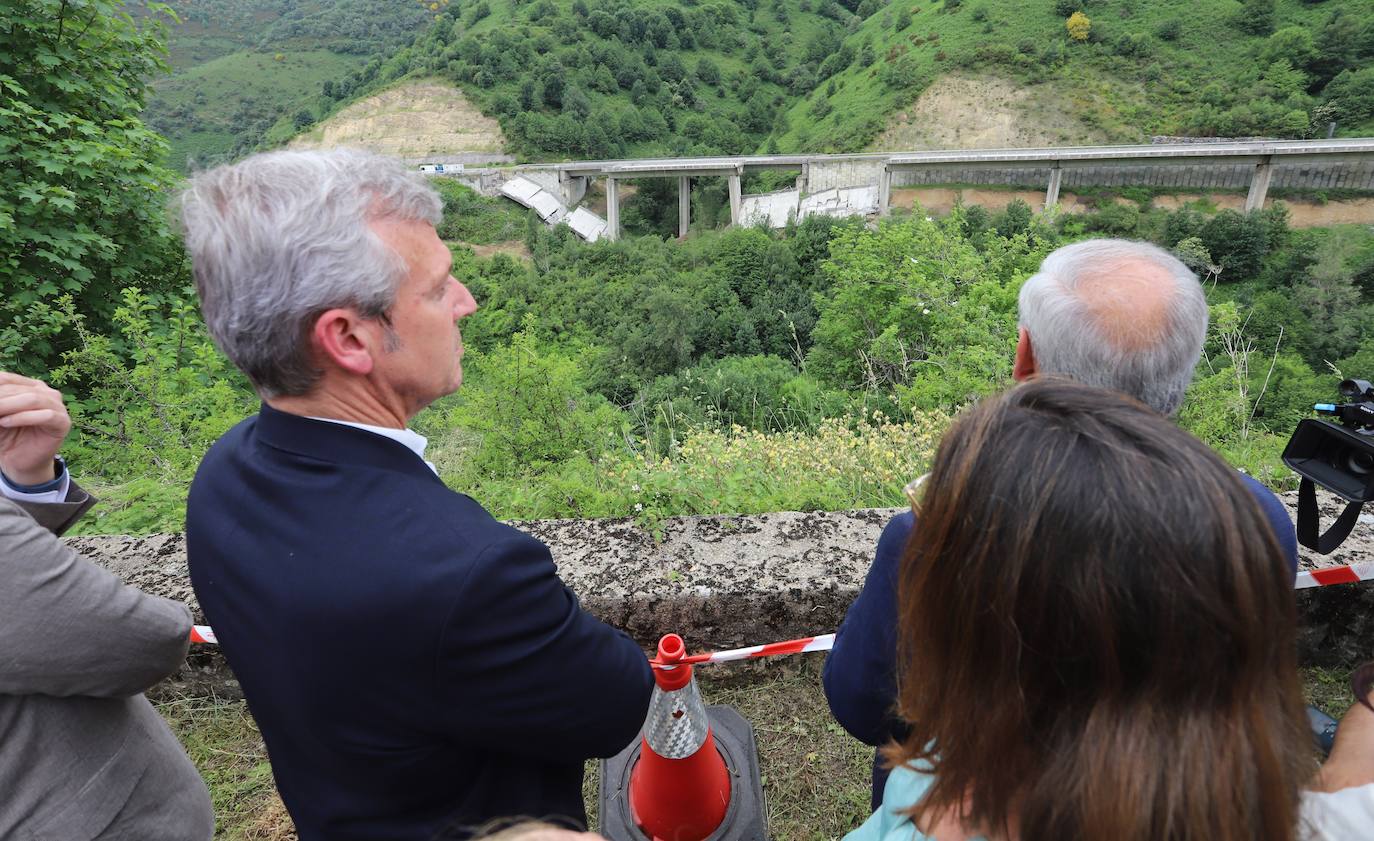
[799,185,879,219]
[565,206,608,242]
[739,189,799,228]
[500,176,567,222]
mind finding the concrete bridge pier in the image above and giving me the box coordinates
[606,176,620,242]
[728,167,742,226]
[560,171,588,208]
[1246,156,1274,212]
[678,176,690,238]
[1046,165,1063,209]
[878,165,892,216]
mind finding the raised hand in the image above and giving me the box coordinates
[0,372,72,486]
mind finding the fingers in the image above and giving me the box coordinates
[0,372,47,389]
[0,385,67,426]
[0,408,61,429]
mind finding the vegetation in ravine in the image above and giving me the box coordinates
[45,183,1374,535]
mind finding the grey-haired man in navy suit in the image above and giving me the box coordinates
[180,149,653,841]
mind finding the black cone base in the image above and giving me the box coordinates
[599,704,768,840]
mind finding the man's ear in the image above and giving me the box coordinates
[311,309,376,376]
[1013,327,1037,382]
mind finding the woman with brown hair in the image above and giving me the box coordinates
[846,378,1372,841]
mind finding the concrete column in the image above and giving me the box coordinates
[678,176,690,239]
[1045,165,1063,209]
[799,162,810,194]
[878,164,892,216]
[1245,157,1273,213]
[606,177,620,242]
[728,168,742,226]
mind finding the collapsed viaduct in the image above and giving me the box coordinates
[429,138,1374,241]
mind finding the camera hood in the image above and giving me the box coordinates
[1282,418,1374,503]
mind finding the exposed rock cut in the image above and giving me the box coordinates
[290,78,507,158]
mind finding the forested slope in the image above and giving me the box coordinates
[136,0,430,168]
[335,0,1374,160]
[143,0,1374,166]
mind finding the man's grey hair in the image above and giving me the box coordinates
[1017,239,1209,416]
[177,148,442,398]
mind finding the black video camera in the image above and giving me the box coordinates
[1281,378,1374,553]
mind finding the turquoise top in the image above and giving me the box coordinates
[844,763,988,841]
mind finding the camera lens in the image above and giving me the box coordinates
[1347,450,1374,476]
[1340,379,1374,399]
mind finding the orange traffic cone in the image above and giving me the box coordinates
[628,634,732,841]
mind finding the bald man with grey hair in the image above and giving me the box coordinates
[1014,239,1208,416]
[825,237,1299,810]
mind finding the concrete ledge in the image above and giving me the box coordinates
[66,489,1374,698]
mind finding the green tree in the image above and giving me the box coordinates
[1295,230,1374,364]
[455,327,624,475]
[1322,67,1374,125]
[1263,27,1318,70]
[1154,18,1182,41]
[696,57,721,87]
[1,0,182,372]
[1200,210,1271,282]
[1235,0,1276,35]
[806,211,1042,406]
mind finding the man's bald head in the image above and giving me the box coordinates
[1017,239,1209,415]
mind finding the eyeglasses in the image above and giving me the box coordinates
[903,472,931,515]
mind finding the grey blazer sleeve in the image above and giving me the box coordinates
[0,496,192,698]
[11,478,97,536]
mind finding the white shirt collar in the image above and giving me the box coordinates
[307,417,438,475]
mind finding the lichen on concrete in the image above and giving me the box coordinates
[65,486,1373,697]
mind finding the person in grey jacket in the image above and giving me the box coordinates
[0,371,213,840]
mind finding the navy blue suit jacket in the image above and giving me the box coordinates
[187,405,653,841]
[823,474,1299,809]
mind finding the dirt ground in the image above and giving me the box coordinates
[290,78,506,158]
[891,187,1374,227]
[869,74,1117,152]
[466,240,531,261]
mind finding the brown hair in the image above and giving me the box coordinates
[889,378,1314,841]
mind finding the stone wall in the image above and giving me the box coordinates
[69,487,1373,698]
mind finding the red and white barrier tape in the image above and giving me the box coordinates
[188,562,1374,647]
[671,633,835,667]
[1295,561,1374,589]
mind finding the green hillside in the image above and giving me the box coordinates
[146,48,365,168]
[136,0,430,169]
[780,0,1374,152]
[358,0,859,159]
[337,0,1373,161]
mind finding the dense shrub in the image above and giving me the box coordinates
[2,0,184,373]
[1200,210,1272,282]
[1322,67,1374,125]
